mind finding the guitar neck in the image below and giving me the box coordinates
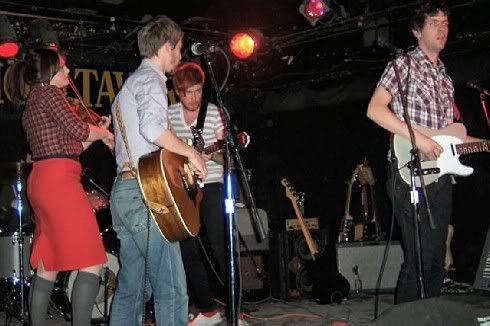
[203,141,224,155]
[456,140,490,156]
[291,200,319,259]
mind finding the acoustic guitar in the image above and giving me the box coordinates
[137,149,202,242]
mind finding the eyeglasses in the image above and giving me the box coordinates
[426,19,449,29]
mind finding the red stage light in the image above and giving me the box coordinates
[0,42,19,58]
[229,32,257,60]
[299,0,330,26]
[0,15,19,58]
[305,0,327,18]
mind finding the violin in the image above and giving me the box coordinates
[67,77,111,130]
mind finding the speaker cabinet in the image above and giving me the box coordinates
[337,241,403,293]
[240,252,269,301]
[371,298,478,326]
[271,228,330,300]
[474,226,490,291]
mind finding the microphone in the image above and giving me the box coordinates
[190,42,217,56]
[377,39,404,55]
[466,81,490,96]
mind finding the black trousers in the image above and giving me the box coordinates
[180,182,225,311]
[387,165,453,304]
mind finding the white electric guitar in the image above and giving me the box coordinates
[393,123,489,186]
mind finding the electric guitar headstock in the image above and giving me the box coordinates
[281,178,318,259]
[357,160,376,186]
[281,178,299,203]
[190,126,205,153]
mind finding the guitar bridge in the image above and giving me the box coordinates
[144,199,170,214]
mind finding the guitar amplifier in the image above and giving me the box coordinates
[474,226,490,291]
[236,208,269,252]
[337,241,403,293]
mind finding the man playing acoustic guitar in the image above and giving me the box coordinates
[109,16,207,326]
[367,1,484,304]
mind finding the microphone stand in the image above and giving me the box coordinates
[391,50,435,300]
[479,92,490,129]
[201,49,266,325]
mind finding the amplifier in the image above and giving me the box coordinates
[236,208,269,252]
[285,218,319,231]
[474,226,490,291]
[337,241,403,293]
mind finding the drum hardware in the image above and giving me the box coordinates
[1,162,32,325]
[48,252,119,324]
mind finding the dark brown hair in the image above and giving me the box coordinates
[409,1,450,33]
[8,48,61,106]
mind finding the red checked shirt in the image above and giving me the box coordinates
[22,85,90,160]
[377,47,455,130]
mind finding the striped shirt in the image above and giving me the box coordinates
[378,47,454,130]
[168,102,225,184]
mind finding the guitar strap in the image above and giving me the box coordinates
[197,100,208,129]
[193,100,208,147]
[114,100,138,177]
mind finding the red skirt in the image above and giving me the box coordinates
[28,158,107,271]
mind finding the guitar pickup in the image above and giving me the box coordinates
[410,166,441,176]
[406,162,440,176]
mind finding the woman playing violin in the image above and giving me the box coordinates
[9,48,113,326]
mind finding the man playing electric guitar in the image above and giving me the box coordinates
[168,62,249,325]
[367,2,485,304]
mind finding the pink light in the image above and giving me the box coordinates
[305,0,327,18]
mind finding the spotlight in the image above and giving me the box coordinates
[0,15,19,58]
[299,0,331,26]
[29,19,59,49]
[229,29,262,60]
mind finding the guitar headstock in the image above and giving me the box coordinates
[358,161,376,186]
[236,131,250,148]
[190,126,205,153]
[281,178,299,202]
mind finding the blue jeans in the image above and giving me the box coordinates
[109,177,188,326]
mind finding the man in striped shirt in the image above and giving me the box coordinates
[168,62,232,325]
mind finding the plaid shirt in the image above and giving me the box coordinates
[22,85,89,160]
[378,47,454,129]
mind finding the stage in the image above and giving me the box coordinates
[1,291,489,325]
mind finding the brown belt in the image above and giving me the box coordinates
[119,170,136,180]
